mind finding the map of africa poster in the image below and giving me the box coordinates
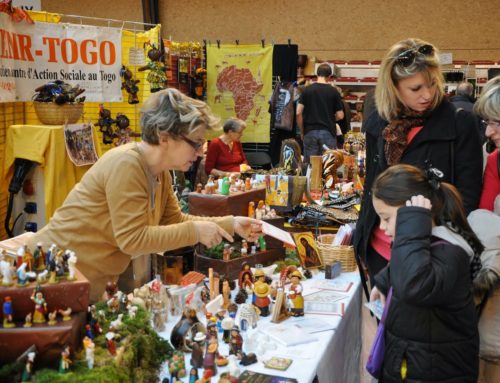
[207,44,273,143]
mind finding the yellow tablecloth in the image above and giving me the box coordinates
[3,125,101,222]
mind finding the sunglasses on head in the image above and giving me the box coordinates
[395,44,434,67]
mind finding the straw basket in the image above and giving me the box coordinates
[316,234,357,272]
[34,102,84,125]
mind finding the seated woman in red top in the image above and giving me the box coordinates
[475,76,500,212]
[205,118,249,177]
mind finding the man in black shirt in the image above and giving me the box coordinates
[296,63,344,163]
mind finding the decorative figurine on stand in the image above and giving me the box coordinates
[16,263,30,287]
[287,270,304,317]
[31,287,47,324]
[203,337,220,376]
[47,310,58,326]
[66,251,77,281]
[33,242,46,271]
[2,296,15,328]
[83,336,95,369]
[253,282,271,317]
[248,201,255,218]
[106,331,117,355]
[24,312,33,328]
[191,331,206,369]
[255,200,266,220]
[21,351,36,383]
[120,65,140,104]
[58,307,72,321]
[59,345,72,373]
[221,316,234,343]
[138,43,167,93]
[229,326,243,359]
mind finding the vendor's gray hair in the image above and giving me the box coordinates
[140,88,220,145]
[474,76,500,121]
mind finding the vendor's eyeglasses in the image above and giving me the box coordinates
[485,120,500,131]
[180,135,205,151]
[395,44,434,67]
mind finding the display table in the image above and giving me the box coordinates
[3,124,102,222]
[188,187,266,217]
[157,271,362,383]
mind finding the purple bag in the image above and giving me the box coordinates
[366,287,393,379]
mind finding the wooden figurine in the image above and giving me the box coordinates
[245,177,252,191]
[31,288,47,324]
[255,200,266,220]
[287,270,304,317]
[2,296,15,328]
[253,282,271,317]
[248,201,255,218]
[202,337,220,375]
[190,332,206,369]
[222,279,231,309]
[229,326,243,358]
[33,242,46,271]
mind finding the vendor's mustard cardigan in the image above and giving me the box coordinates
[29,143,233,302]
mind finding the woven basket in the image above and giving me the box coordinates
[34,102,83,125]
[316,234,357,272]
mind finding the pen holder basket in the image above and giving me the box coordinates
[34,102,84,125]
[316,234,357,272]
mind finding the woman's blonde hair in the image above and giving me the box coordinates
[140,88,220,145]
[375,38,444,121]
[474,76,500,121]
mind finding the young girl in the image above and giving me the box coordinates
[369,164,482,382]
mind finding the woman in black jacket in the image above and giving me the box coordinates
[354,38,483,284]
[370,164,482,382]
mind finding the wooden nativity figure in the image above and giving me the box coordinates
[138,43,167,93]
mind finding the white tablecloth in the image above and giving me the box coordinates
[158,271,362,383]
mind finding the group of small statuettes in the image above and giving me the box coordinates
[195,174,254,196]
[0,242,78,289]
[237,263,305,318]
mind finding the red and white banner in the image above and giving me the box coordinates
[0,14,122,102]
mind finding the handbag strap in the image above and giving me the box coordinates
[381,287,393,324]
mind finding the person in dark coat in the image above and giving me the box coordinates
[369,164,482,382]
[353,38,483,285]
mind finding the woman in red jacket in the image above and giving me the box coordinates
[205,118,248,177]
[475,76,500,212]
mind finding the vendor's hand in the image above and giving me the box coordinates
[194,221,233,248]
[234,216,263,242]
[370,285,386,306]
[405,195,432,210]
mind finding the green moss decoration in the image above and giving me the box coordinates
[2,303,173,382]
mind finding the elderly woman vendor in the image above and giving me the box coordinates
[29,89,263,302]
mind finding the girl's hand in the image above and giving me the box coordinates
[406,195,432,210]
[370,285,386,306]
[234,216,263,242]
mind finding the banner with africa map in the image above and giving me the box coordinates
[207,44,273,143]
